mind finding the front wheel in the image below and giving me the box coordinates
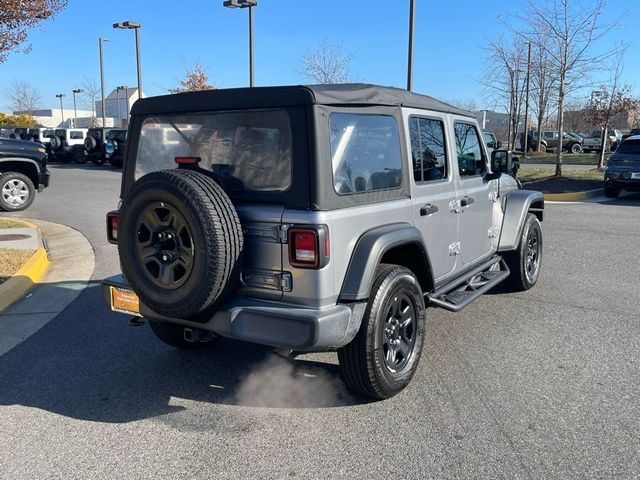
[338,264,426,399]
[504,213,542,291]
[570,143,582,154]
[0,172,35,211]
[539,144,547,153]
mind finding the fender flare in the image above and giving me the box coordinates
[339,223,433,302]
[498,189,544,252]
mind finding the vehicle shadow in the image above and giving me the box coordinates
[596,191,640,206]
[0,283,364,424]
[47,162,121,172]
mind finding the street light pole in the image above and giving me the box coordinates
[99,37,108,127]
[407,0,415,91]
[72,88,83,128]
[223,0,258,87]
[113,21,143,99]
[56,93,65,126]
[116,87,122,127]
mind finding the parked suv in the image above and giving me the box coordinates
[0,138,50,211]
[102,85,544,399]
[531,130,582,153]
[48,128,88,162]
[104,129,127,167]
[604,135,640,198]
[85,128,127,165]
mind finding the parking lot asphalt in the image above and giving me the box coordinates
[0,164,639,479]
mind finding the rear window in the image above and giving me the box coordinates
[135,109,292,192]
[329,113,402,195]
[615,140,640,155]
[89,129,103,140]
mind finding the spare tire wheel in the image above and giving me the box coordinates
[118,169,243,319]
[85,136,97,151]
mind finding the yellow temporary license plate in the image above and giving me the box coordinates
[110,286,141,316]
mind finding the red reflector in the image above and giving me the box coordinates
[175,156,201,165]
[106,211,119,244]
[324,234,330,257]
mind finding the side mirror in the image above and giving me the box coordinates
[491,149,513,174]
[496,140,502,149]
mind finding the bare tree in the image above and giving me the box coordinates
[584,51,640,169]
[299,39,354,84]
[0,0,68,63]
[79,76,100,126]
[483,35,528,150]
[5,79,41,112]
[527,0,617,176]
[171,64,215,93]
[527,27,559,152]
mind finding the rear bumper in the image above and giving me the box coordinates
[102,275,365,352]
[606,178,640,192]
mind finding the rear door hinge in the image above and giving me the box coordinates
[279,272,292,292]
[448,242,461,256]
[278,224,291,243]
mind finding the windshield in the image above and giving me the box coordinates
[136,109,292,192]
[614,139,640,155]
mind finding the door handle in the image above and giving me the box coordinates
[420,203,439,216]
[460,196,475,207]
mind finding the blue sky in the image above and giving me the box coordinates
[0,0,637,111]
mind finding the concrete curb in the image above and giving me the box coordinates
[544,188,603,201]
[0,227,50,312]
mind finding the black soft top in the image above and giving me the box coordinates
[130,83,473,118]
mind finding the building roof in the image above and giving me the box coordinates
[130,83,473,117]
[105,87,139,100]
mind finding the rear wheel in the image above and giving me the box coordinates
[539,144,547,153]
[338,264,426,399]
[504,213,542,291]
[0,172,35,211]
[604,184,620,198]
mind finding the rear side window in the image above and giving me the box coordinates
[70,131,84,139]
[329,113,402,195]
[616,140,640,155]
[136,109,292,192]
[454,123,486,177]
[409,116,447,182]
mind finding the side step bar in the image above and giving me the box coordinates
[427,256,510,312]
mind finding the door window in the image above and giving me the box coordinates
[454,123,486,177]
[409,117,448,183]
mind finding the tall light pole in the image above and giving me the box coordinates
[407,0,415,91]
[72,88,83,128]
[113,21,143,98]
[223,0,257,87]
[115,87,122,127]
[118,86,130,127]
[99,37,109,127]
[56,93,65,126]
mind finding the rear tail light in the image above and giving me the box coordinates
[106,210,119,244]
[288,226,329,269]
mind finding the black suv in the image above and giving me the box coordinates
[85,128,127,166]
[105,129,127,168]
[0,138,50,211]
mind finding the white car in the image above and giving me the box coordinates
[48,128,88,162]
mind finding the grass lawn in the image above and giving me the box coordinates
[0,218,28,228]
[0,248,36,284]
[518,152,607,165]
[519,167,604,183]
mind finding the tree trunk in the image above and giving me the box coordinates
[555,73,566,177]
[598,124,608,170]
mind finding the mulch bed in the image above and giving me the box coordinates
[522,177,603,194]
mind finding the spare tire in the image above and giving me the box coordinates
[49,136,61,150]
[118,169,243,319]
[85,136,97,151]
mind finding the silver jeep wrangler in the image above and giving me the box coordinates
[103,84,543,399]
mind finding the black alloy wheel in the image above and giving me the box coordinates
[134,202,195,290]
